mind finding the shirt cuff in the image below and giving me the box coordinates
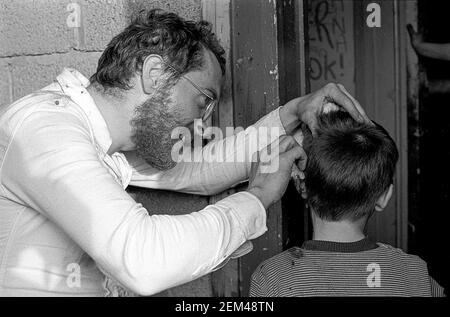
[210,240,254,272]
[219,191,267,240]
[193,191,266,277]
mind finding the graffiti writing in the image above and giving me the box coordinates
[308,0,355,93]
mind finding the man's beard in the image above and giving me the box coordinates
[130,82,182,171]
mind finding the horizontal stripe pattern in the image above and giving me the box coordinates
[249,243,445,297]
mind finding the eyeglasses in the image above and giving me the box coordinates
[164,62,217,121]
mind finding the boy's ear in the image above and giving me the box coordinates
[375,184,394,212]
[141,54,164,94]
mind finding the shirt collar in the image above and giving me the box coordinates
[56,68,112,154]
[301,237,378,253]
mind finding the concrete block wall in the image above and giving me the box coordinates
[0,0,201,106]
[1,0,213,297]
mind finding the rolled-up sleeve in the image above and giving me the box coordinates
[128,107,286,195]
[0,109,267,296]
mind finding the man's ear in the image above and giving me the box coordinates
[141,54,164,94]
[375,184,394,212]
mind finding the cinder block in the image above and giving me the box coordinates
[81,0,129,52]
[126,0,202,20]
[0,0,74,57]
[83,0,202,51]
[0,0,203,56]
[0,62,12,108]
[9,51,102,101]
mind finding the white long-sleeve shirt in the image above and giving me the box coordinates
[0,69,285,296]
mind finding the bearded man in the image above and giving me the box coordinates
[0,9,368,296]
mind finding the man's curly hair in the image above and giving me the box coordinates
[90,9,226,91]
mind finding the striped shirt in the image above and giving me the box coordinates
[250,238,445,297]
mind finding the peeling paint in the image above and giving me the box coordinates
[272,0,277,26]
[269,64,279,80]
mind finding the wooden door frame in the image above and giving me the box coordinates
[203,0,308,296]
[353,0,409,250]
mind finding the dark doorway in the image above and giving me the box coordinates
[410,0,450,294]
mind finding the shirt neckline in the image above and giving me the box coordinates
[301,237,378,253]
[56,68,112,154]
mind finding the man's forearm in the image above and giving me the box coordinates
[428,80,450,94]
[415,42,450,61]
[129,108,286,195]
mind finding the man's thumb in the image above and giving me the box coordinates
[283,145,306,165]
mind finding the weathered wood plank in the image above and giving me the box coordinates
[231,0,282,297]
[354,0,408,248]
[202,0,240,297]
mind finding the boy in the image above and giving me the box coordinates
[250,111,445,297]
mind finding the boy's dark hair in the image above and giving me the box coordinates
[90,9,226,91]
[304,111,399,221]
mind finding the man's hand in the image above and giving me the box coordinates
[291,127,307,199]
[407,24,423,52]
[247,135,307,210]
[280,83,370,134]
[406,24,450,61]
